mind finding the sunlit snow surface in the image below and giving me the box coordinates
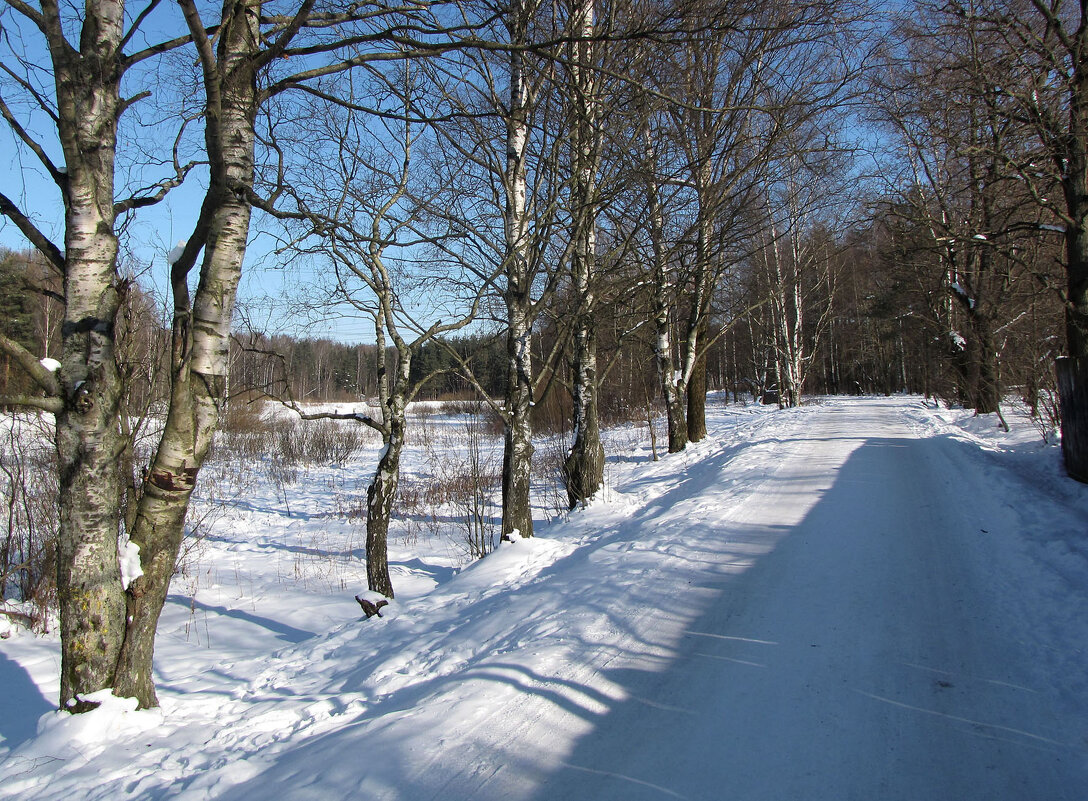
[1,396,1086,800]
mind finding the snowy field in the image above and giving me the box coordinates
[1,395,1086,800]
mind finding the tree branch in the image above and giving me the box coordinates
[0,190,65,274]
[0,331,61,397]
[0,394,64,414]
[0,94,66,188]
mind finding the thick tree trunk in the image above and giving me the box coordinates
[660,341,688,454]
[50,0,128,711]
[654,259,687,452]
[565,322,604,507]
[1059,44,1088,477]
[656,293,688,453]
[686,325,708,442]
[1064,205,1088,358]
[1064,51,1088,360]
[55,343,125,713]
[1056,356,1088,482]
[503,305,534,538]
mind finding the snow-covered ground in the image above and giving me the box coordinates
[1,396,1086,800]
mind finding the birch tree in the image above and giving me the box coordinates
[420,0,577,539]
[644,0,861,442]
[561,0,606,506]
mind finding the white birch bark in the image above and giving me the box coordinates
[45,0,129,711]
[114,0,260,707]
[684,158,715,442]
[643,121,687,452]
[501,0,534,539]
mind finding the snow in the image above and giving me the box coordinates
[949,282,976,309]
[167,241,187,266]
[39,358,61,373]
[1,396,1086,799]
[118,540,143,591]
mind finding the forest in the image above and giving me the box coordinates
[0,0,1083,718]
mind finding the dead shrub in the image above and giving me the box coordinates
[533,433,571,522]
[424,409,500,560]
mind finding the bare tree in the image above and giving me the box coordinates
[631,0,862,444]
[872,3,1058,415]
[944,0,1088,474]
[259,72,488,597]
[417,0,581,539]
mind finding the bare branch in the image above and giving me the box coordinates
[0,331,61,397]
[0,394,64,414]
[0,190,65,274]
[0,94,66,187]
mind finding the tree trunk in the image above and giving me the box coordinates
[658,314,688,453]
[645,125,687,453]
[972,318,1000,415]
[366,402,403,598]
[503,305,534,538]
[501,6,534,539]
[1056,356,1088,483]
[1064,48,1088,360]
[564,0,604,507]
[1058,32,1088,477]
[50,0,128,711]
[113,1,259,708]
[686,325,708,442]
[1063,202,1088,356]
[565,322,604,507]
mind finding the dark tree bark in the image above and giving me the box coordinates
[685,326,708,443]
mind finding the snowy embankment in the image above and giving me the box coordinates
[1,396,1086,800]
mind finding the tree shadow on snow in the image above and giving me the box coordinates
[165,595,313,644]
[0,650,53,750]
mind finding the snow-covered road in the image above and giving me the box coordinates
[2,397,1086,800]
[518,397,1088,801]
